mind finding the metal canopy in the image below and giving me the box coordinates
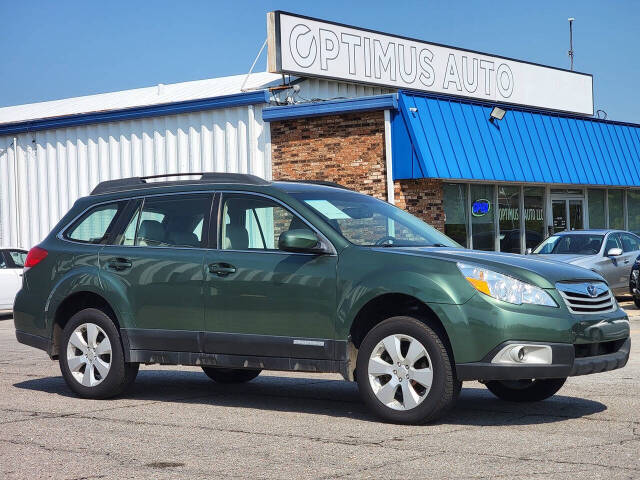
[392,91,640,187]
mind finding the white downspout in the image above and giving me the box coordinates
[12,137,22,248]
[383,110,394,204]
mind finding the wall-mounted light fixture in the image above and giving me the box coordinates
[489,106,506,123]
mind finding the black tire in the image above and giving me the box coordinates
[201,367,261,384]
[485,378,566,402]
[356,316,460,424]
[59,308,139,399]
[634,296,640,309]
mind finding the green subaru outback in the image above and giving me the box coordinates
[14,173,630,424]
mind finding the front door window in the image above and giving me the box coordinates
[220,195,307,250]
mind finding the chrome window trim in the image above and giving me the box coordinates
[58,189,337,256]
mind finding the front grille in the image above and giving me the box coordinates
[556,282,617,314]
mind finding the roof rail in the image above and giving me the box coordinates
[278,179,352,190]
[90,172,269,195]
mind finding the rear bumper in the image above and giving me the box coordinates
[15,330,53,356]
[456,337,630,381]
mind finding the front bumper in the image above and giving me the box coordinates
[456,337,630,381]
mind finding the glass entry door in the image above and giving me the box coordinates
[552,198,584,232]
[569,200,584,230]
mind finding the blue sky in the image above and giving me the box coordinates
[1,1,638,122]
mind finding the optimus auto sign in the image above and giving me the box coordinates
[267,11,594,116]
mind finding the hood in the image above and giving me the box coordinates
[375,247,604,289]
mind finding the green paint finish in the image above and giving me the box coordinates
[204,250,337,340]
[13,179,630,370]
[98,246,205,332]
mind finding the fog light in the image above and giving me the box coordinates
[492,344,552,365]
[508,346,525,363]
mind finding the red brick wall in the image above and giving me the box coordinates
[270,111,445,232]
[394,179,445,232]
[270,111,388,200]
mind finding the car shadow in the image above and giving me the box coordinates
[0,314,13,321]
[13,369,607,426]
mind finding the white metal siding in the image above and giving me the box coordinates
[0,104,270,248]
[295,78,394,100]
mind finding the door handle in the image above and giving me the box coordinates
[107,258,132,271]
[208,262,236,276]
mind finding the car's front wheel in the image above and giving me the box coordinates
[59,308,139,399]
[356,316,460,424]
[201,367,261,383]
[485,378,566,402]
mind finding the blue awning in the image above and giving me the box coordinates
[392,91,640,187]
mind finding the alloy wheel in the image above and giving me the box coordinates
[367,334,433,411]
[66,322,112,387]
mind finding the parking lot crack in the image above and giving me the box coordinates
[463,450,640,473]
[319,453,428,479]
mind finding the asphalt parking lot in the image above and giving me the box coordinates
[1,304,638,480]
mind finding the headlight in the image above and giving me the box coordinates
[457,263,557,307]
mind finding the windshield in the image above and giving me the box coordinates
[533,234,604,255]
[290,189,460,248]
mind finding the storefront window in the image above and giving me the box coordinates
[628,190,640,234]
[588,189,606,229]
[498,186,520,253]
[524,187,545,249]
[443,184,468,247]
[608,190,624,230]
[470,184,495,251]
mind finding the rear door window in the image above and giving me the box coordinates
[621,233,640,252]
[64,202,127,244]
[126,195,211,248]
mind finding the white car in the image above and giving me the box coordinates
[0,248,27,313]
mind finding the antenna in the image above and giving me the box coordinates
[568,17,575,71]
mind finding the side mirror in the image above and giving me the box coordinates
[525,248,533,255]
[278,229,325,254]
[607,247,623,257]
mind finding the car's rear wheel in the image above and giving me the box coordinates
[201,367,261,383]
[485,378,566,402]
[356,316,460,424]
[59,308,139,399]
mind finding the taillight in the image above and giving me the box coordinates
[24,246,48,270]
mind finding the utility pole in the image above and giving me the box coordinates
[568,17,575,71]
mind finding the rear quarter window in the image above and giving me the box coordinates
[64,202,127,244]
